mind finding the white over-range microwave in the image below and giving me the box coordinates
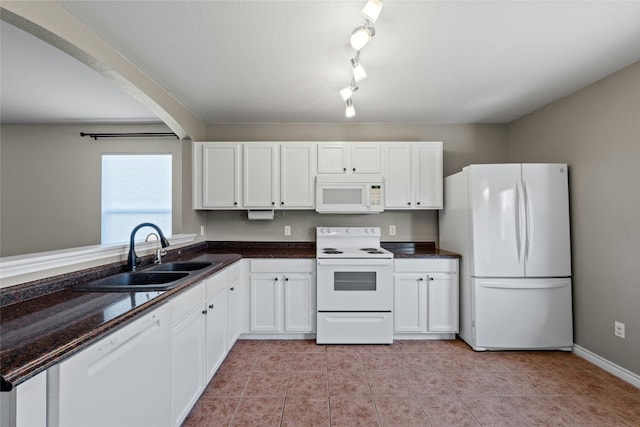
[315,175,384,214]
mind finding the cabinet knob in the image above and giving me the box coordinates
[272,201,275,205]
[202,309,208,315]
[418,277,424,281]
[230,287,235,291]
[343,167,347,172]
[352,168,356,172]
[274,277,279,281]
[233,202,238,206]
[281,201,284,205]
[209,304,214,309]
[417,202,421,205]
[429,277,434,281]
[407,202,411,205]
[285,277,289,281]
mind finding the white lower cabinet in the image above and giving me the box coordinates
[249,259,315,334]
[205,270,229,382]
[394,258,459,337]
[226,263,243,348]
[52,304,172,427]
[171,283,206,427]
[0,370,47,427]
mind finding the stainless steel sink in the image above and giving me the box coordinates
[148,261,216,272]
[72,271,189,292]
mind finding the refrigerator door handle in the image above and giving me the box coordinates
[523,179,531,263]
[478,282,568,290]
[514,180,521,263]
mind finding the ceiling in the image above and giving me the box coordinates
[1,1,639,125]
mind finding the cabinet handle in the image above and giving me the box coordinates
[285,277,289,281]
[429,277,434,281]
[417,202,421,205]
[274,277,279,281]
[343,167,346,172]
[233,202,237,206]
[202,309,208,315]
[272,201,275,205]
[407,202,411,205]
[352,168,356,172]
[418,277,424,281]
[230,287,235,291]
[209,304,214,309]
[281,201,284,205]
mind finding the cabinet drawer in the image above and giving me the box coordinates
[228,262,240,282]
[207,269,228,298]
[250,259,314,273]
[394,258,457,273]
[172,282,205,324]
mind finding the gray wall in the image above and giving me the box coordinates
[203,123,509,242]
[508,61,640,375]
[0,123,186,257]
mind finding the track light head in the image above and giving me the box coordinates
[345,99,356,118]
[339,81,359,101]
[351,57,367,82]
[362,0,383,23]
[350,23,375,51]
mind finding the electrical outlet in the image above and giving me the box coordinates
[614,321,625,339]
[200,225,205,236]
[389,225,396,236]
[284,225,291,236]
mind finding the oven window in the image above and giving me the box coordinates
[334,272,376,291]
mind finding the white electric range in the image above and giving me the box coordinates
[315,227,394,344]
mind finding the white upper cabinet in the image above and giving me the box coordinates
[196,142,242,209]
[384,142,443,209]
[280,143,315,209]
[243,143,279,208]
[317,143,381,174]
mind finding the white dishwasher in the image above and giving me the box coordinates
[49,304,171,427]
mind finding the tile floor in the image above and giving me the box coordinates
[183,339,640,426]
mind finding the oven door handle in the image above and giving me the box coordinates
[317,259,393,266]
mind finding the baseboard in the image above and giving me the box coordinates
[573,344,640,388]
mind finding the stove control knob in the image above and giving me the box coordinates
[346,228,351,233]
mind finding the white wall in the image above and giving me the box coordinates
[508,61,640,375]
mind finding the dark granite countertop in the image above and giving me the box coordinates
[0,240,458,391]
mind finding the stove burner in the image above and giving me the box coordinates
[323,250,343,254]
[367,250,385,254]
[323,248,338,251]
[360,248,379,251]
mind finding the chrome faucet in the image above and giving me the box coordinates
[128,223,170,271]
[145,233,167,265]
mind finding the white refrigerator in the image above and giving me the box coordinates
[439,163,573,350]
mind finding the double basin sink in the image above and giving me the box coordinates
[72,261,220,292]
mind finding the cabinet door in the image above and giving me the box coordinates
[227,278,241,348]
[250,274,282,332]
[427,273,458,332]
[393,274,427,332]
[317,143,348,174]
[205,290,228,381]
[284,273,315,332]
[243,143,278,207]
[351,143,381,174]
[14,371,47,427]
[414,143,443,209]
[280,143,315,208]
[171,307,205,427]
[384,144,413,208]
[202,143,241,208]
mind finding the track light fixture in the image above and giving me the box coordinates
[351,55,367,82]
[339,1,383,119]
[362,0,384,23]
[339,81,359,101]
[350,21,375,51]
[345,99,356,118]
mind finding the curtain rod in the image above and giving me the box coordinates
[80,132,179,140]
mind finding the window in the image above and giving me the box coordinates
[101,154,172,245]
